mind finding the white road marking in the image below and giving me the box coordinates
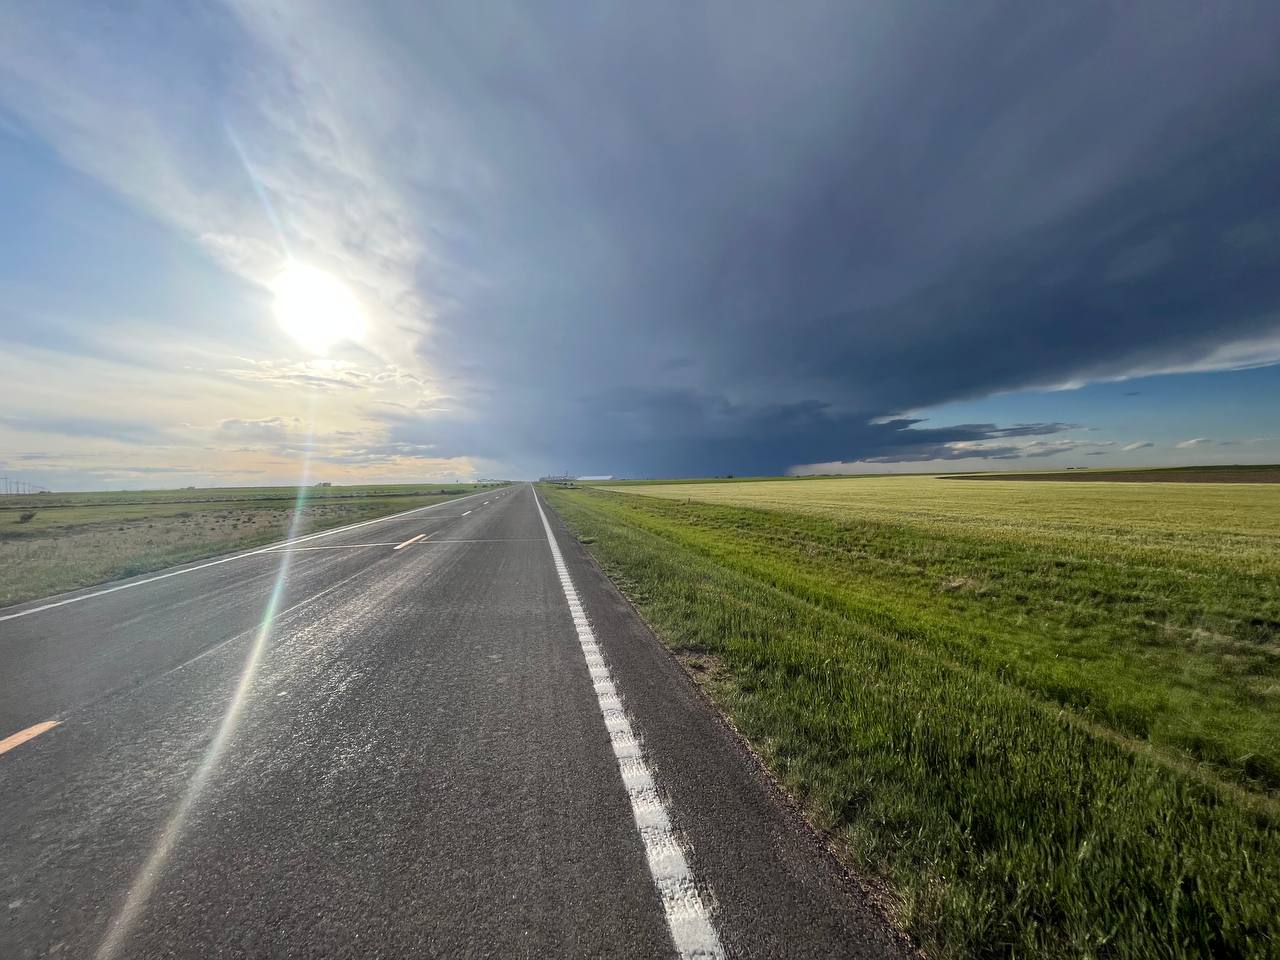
[0,490,492,623]
[534,493,724,960]
[271,542,401,552]
[418,538,541,543]
[393,533,426,550]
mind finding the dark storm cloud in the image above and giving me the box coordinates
[378,2,1280,475]
[385,395,1078,476]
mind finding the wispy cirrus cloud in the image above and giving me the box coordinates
[0,414,172,445]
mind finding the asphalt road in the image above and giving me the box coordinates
[1,483,909,959]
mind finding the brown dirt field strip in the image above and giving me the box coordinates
[944,466,1280,483]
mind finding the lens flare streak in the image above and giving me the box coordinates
[95,440,316,960]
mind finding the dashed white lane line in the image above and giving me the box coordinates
[0,720,60,756]
[0,556,380,754]
[534,494,724,960]
[271,542,401,552]
[419,538,541,543]
[0,490,492,623]
[393,533,426,551]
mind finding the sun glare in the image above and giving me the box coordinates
[271,263,366,355]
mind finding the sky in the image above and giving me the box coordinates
[1,1,1278,488]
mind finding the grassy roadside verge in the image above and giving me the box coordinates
[544,485,1279,959]
[0,484,499,608]
[599,477,1280,792]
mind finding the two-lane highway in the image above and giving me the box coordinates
[1,484,908,959]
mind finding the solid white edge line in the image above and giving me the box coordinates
[533,491,725,960]
[0,488,498,623]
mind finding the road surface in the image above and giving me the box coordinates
[1,484,908,959]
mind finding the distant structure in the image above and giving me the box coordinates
[539,474,577,485]
[0,477,50,495]
[577,475,614,481]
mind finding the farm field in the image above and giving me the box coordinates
[0,483,500,608]
[545,476,1280,958]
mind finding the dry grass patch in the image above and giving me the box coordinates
[0,484,499,607]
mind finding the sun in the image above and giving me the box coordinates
[271,262,366,355]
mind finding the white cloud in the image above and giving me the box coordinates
[1121,441,1154,451]
[216,416,302,443]
[0,1,454,385]
[1175,437,1209,448]
[1080,329,1280,386]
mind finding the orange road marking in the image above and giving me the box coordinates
[0,719,61,756]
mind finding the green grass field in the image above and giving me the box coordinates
[545,476,1280,958]
[0,483,501,608]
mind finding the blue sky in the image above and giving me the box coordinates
[1,2,1278,487]
[860,364,1280,474]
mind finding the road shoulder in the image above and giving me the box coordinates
[539,492,915,960]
